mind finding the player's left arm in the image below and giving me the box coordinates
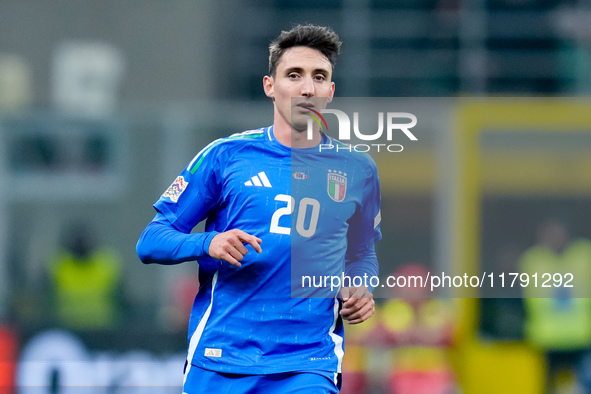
[340,159,382,324]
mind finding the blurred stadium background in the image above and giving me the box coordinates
[1,0,591,393]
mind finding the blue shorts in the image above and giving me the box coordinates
[183,364,340,394]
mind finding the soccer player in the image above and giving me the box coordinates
[137,24,381,393]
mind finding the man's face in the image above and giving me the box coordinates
[538,219,569,253]
[264,46,335,132]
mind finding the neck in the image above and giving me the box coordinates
[273,109,322,148]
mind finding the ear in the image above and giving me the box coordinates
[263,75,274,98]
[328,81,335,103]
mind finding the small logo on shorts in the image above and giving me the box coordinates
[204,348,222,358]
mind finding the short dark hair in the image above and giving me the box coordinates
[268,24,342,76]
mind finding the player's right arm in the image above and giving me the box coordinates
[136,214,261,267]
[136,213,217,265]
[136,138,261,268]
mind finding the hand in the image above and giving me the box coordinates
[339,286,375,324]
[208,229,262,267]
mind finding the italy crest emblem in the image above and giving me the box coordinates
[327,170,347,202]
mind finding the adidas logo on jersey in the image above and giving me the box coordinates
[204,348,222,358]
[244,171,272,187]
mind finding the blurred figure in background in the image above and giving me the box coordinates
[340,318,375,394]
[0,324,18,393]
[519,218,591,393]
[381,264,456,394]
[48,222,122,330]
[342,264,457,394]
[162,272,200,332]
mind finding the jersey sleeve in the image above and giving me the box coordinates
[153,142,223,233]
[350,158,382,248]
[364,159,382,244]
[344,158,382,284]
[136,213,219,266]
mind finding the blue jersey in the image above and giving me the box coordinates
[152,125,381,375]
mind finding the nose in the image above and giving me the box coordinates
[301,76,314,97]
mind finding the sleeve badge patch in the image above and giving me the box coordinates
[162,176,188,203]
